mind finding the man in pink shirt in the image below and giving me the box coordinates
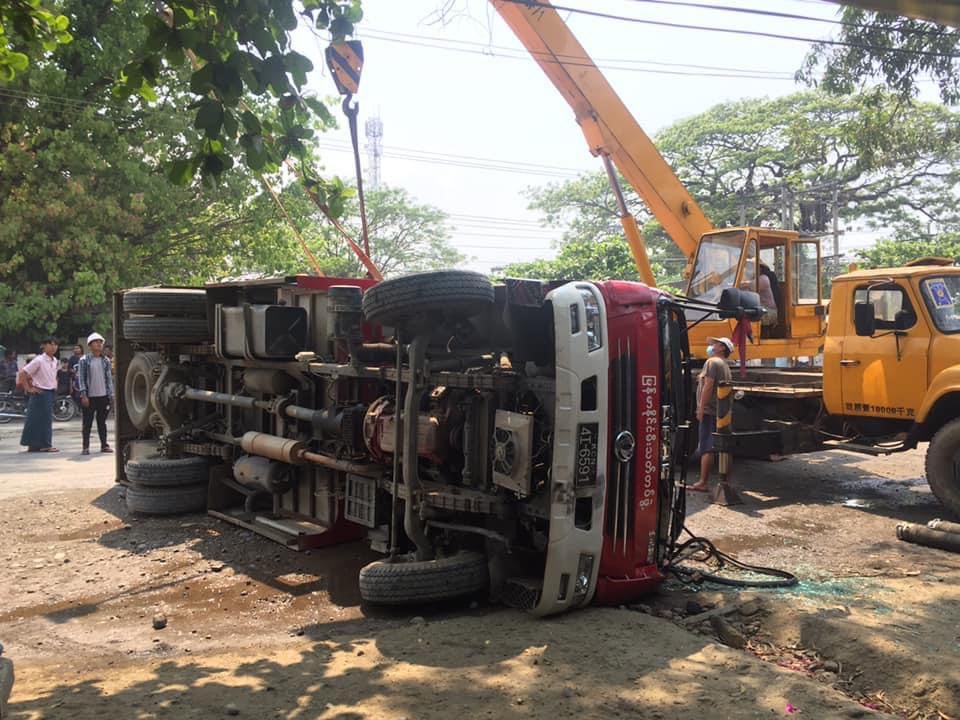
[17,337,61,453]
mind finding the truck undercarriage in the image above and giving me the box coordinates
[114,271,694,615]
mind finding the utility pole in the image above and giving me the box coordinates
[832,181,840,272]
[364,114,383,189]
[781,186,794,231]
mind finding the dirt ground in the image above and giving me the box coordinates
[3,418,960,719]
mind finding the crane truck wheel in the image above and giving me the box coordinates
[122,288,208,317]
[124,352,161,431]
[358,551,488,605]
[925,418,960,518]
[361,270,494,328]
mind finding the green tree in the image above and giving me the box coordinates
[114,0,363,186]
[522,91,960,282]
[856,234,960,268]
[0,1,72,81]
[0,0,270,346]
[799,8,960,105]
[219,183,464,279]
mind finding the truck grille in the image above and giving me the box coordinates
[606,339,635,553]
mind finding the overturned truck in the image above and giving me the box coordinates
[114,271,696,615]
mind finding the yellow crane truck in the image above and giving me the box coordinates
[492,1,960,516]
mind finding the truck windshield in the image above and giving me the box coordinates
[921,276,960,333]
[686,231,746,304]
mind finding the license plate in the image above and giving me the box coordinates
[575,423,599,486]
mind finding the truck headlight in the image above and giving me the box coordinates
[573,553,595,602]
[579,288,602,352]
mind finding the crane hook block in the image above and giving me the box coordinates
[326,41,364,96]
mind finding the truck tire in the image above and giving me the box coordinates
[926,418,960,517]
[123,288,207,317]
[125,455,209,488]
[125,482,208,515]
[122,317,210,343]
[124,352,161,431]
[361,270,494,327]
[358,551,488,605]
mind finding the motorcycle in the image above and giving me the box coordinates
[0,389,78,423]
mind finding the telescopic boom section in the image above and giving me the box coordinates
[491,0,714,263]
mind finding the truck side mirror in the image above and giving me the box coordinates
[854,302,876,337]
[718,287,764,320]
[894,310,914,331]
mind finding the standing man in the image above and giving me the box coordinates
[77,332,114,455]
[689,337,733,492]
[17,337,60,453]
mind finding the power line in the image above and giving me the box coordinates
[315,137,585,174]
[358,31,799,81]
[496,0,960,59]
[313,141,582,178]
[361,27,795,78]
[622,0,954,39]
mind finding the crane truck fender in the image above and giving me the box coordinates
[916,365,960,426]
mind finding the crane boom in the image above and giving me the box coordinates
[491,0,713,259]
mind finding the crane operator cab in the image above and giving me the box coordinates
[685,228,826,361]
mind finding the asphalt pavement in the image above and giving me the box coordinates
[0,417,116,500]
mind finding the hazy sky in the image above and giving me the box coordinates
[295,0,865,272]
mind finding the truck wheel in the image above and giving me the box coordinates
[125,455,209,488]
[123,288,207,317]
[122,317,210,343]
[53,396,77,422]
[926,418,960,517]
[125,482,207,515]
[124,352,161,431]
[358,551,488,605]
[361,270,494,327]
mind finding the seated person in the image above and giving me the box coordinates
[740,263,779,327]
[757,263,780,327]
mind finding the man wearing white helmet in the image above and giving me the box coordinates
[77,332,114,455]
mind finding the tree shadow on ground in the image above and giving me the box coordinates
[8,608,891,720]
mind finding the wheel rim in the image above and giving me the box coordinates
[131,371,149,416]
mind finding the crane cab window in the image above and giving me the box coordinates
[687,230,746,304]
[854,284,916,331]
[793,241,821,305]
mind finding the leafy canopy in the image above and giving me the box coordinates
[800,7,960,104]
[114,0,363,187]
[0,0,72,82]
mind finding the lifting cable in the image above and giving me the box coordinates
[669,528,798,589]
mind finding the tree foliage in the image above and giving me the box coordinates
[114,0,362,188]
[0,0,273,346]
[0,0,72,82]
[799,8,960,105]
[856,234,960,268]
[222,184,464,279]
[522,91,960,283]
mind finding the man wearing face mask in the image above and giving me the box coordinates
[689,337,734,492]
